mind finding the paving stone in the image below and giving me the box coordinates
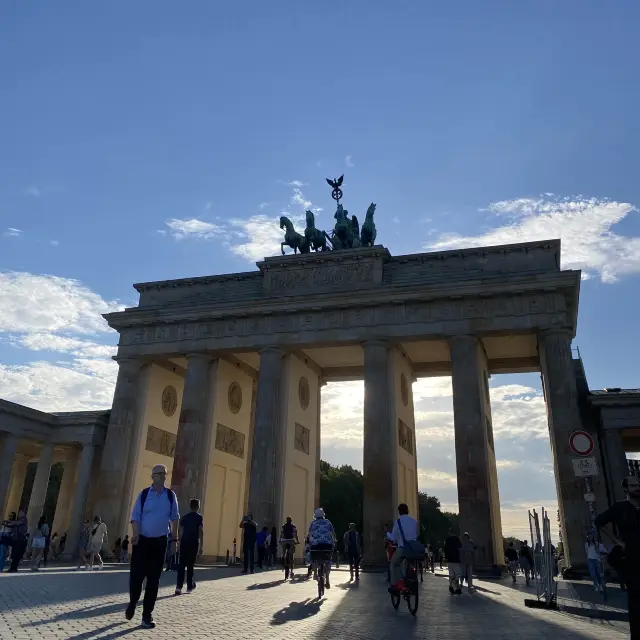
[0,564,627,638]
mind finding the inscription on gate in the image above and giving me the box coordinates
[265,263,375,293]
[145,425,177,458]
[215,423,245,459]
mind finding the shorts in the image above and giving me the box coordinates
[89,541,102,554]
[31,536,46,550]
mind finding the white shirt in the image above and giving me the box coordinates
[585,542,606,560]
[391,515,419,548]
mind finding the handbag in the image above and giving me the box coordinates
[396,518,425,561]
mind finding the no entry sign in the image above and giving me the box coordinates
[569,431,594,457]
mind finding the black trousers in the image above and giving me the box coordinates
[348,551,360,577]
[628,573,640,639]
[129,535,167,618]
[176,541,198,590]
[243,544,255,572]
[257,546,266,569]
[9,539,26,572]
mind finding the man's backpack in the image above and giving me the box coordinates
[140,487,176,512]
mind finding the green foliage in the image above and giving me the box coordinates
[417,492,459,550]
[318,460,363,542]
[503,536,521,552]
[318,461,458,552]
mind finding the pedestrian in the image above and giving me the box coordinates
[519,540,534,586]
[49,532,59,560]
[438,547,444,569]
[88,516,107,570]
[59,531,67,556]
[113,537,122,563]
[506,541,519,583]
[232,537,237,564]
[238,513,257,574]
[584,533,606,592]
[444,530,462,595]
[175,498,203,595]
[125,463,179,629]
[459,532,476,592]
[596,472,640,639]
[427,543,435,573]
[343,522,361,581]
[30,516,49,571]
[42,524,52,567]
[0,512,15,571]
[384,523,395,584]
[4,508,28,572]
[74,521,91,570]
[269,527,278,569]
[256,526,268,569]
[121,535,130,563]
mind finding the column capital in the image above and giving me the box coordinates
[113,357,141,374]
[361,339,389,349]
[259,346,286,357]
[449,334,479,346]
[184,352,215,363]
[539,327,574,341]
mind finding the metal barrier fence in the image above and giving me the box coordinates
[528,507,557,607]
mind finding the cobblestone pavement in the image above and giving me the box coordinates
[0,564,627,639]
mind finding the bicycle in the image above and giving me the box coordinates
[311,549,332,598]
[390,556,419,615]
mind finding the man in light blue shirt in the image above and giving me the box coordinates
[125,464,179,629]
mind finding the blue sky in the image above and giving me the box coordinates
[1,2,639,537]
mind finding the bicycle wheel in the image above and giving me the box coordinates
[406,583,419,616]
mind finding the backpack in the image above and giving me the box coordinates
[141,487,176,512]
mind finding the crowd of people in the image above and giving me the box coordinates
[2,461,639,638]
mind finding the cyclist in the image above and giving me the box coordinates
[308,508,337,589]
[280,516,299,578]
[388,503,419,594]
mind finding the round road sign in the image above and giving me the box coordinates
[569,431,594,456]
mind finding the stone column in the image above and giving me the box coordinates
[0,434,19,516]
[170,354,215,512]
[6,454,29,515]
[117,363,152,539]
[362,340,395,566]
[603,429,628,504]
[539,328,598,568]
[243,380,258,517]
[64,444,95,558]
[450,335,503,568]
[52,449,79,535]
[248,348,287,529]
[27,442,54,534]
[94,358,147,542]
[315,380,324,510]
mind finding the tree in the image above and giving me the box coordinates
[319,461,459,554]
[417,492,459,550]
[319,460,363,542]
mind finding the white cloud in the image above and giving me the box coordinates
[392,216,400,224]
[4,228,22,237]
[345,155,354,168]
[227,214,288,262]
[258,202,270,210]
[0,272,122,412]
[427,195,640,283]
[291,188,312,210]
[24,186,40,197]
[284,180,306,188]
[0,272,120,335]
[163,218,223,240]
[50,240,59,246]
[0,359,116,412]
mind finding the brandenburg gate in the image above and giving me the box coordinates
[93,229,601,569]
